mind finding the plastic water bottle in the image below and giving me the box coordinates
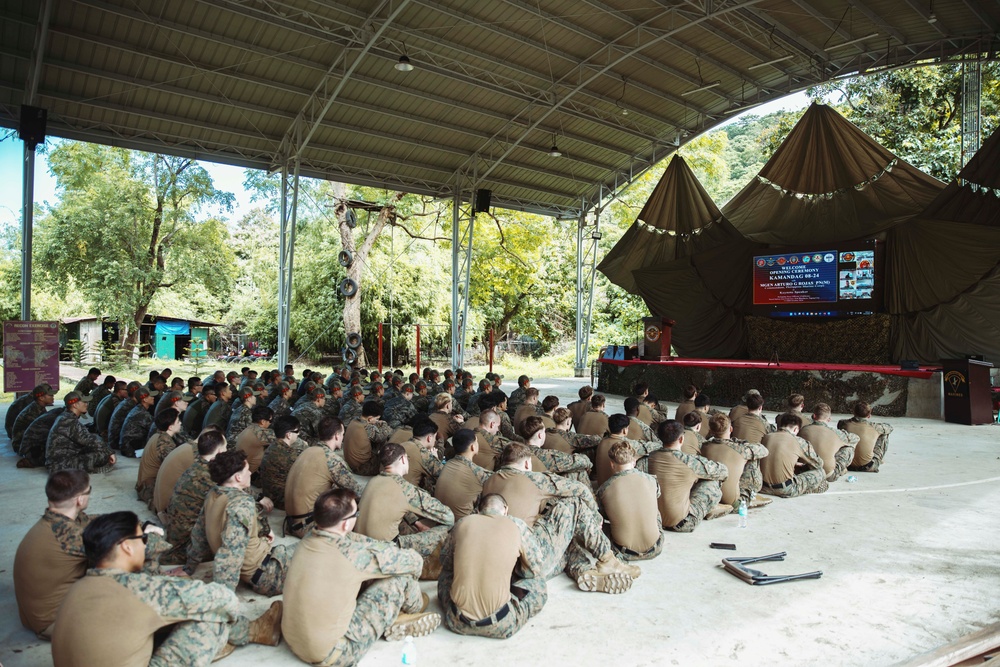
[401,636,416,665]
[846,475,858,483]
[737,502,748,528]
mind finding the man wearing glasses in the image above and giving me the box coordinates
[52,511,283,666]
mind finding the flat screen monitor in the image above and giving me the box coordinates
[751,239,882,318]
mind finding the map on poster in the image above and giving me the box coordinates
[3,321,60,393]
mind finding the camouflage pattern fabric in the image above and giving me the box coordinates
[137,432,178,506]
[267,395,291,421]
[73,376,97,396]
[120,404,154,457]
[21,409,63,467]
[201,400,232,433]
[531,497,614,582]
[226,403,254,442]
[383,397,418,430]
[761,434,827,498]
[292,401,324,443]
[12,402,46,453]
[163,458,213,564]
[94,394,121,440]
[338,399,363,424]
[46,411,114,474]
[182,397,211,438]
[528,446,592,485]
[108,397,138,452]
[6,392,34,438]
[87,385,111,417]
[506,387,527,418]
[671,480,724,533]
[259,438,310,510]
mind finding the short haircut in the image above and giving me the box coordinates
[578,386,594,400]
[318,416,345,442]
[274,415,301,440]
[209,450,248,485]
[633,381,649,396]
[787,394,805,409]
[89,367,101,376]
[607,413,630,434]
[521,416,545,440]
[479,493,508,513]
[380,442,406,469]
[608,440,636,465]
[645,394,659,406]
[657,419,684,444]
[202,387,217,399]
[45,469,90,503]
[102,375,116,387]
[313,488,358,529]
[746,394,764,411]
[171,377,185,389]
[591,394,606,408]
[452,429,476,455]
[148,370,159,380]
[541,395,559,412]
[197,429,227,456]
[812,403,832,420]
[362,401,383,418]
[113,380,128,392]
[682,384,698,400]
[126,380,142,395]
[155,408,180,432]
[83,511,140,568]
[777,413,803,430]
[252,405,274,423]
[694,394,711,409]
[623,396,640,415]
[480,409,499,426]
[433,393,452,410]
[524,387,539,400]
[500,442,533,467]
[682,411,702,428]
[709,414,731,438]
[854,401,872,419]
[552,407,572,424]
[411,419,439,439]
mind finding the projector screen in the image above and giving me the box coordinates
[751,240,881,318]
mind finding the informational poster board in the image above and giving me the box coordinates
[3,321,60,393]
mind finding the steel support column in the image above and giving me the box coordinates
[450,192,475,370]
[276,160,300,369]
[961,57,982,167]
[574,203,601,377]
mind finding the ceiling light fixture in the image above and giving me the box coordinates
[748,55,794,70]
[682,81,721,96]
[826,33,879,50]
[395,55,414,72]
[548,142,562,158]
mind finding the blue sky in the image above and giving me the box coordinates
[0,91,809,230]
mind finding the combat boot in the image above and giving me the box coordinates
[576,568,633,594]
[749,496,772,509]
[212,643,236,662]
[420,544,443,580]
[384,612,441,641]
[706,503,733,520]
[809,480,830,494]
[596,553,641,579]
[249,601,283,646]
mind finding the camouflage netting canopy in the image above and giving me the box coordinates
[601,103,1000,364]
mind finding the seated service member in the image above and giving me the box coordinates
[342,401,394,476]
[625,397,660,443]
[647,420,729,532]
[235,405,276,475]
[438,494,549,639]
[284,416,365,538]
[701,414,770,511]
[760,413,828,497]
[136,408,182,507]
[681,412,706,454]
[46,392,117,474]
[282,489,440,666]
[355,443,455,578]
[594,413,662,487]
[674,384,698,421]
[259,415,309,510]
[434,429,493,520]
[521,415,593,484]
[799,403,860,482]
[52,511,284,667]
[731,392,775,444]
[576,393,610,437]
[839,401,894,473]
[596,440,664,561]
[163,429,228,563]
[567,385,595,430]
[187,451,294,596]
[399,418,445,493]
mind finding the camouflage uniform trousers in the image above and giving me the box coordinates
[850,433,890,472]
[670,479,724,533]
[108,571,253,667]
[738,460,763,506]
[245,544,294,597]
[761,468,827,498]
[828,443,858,481]
[317,575,423,667]
[396,524,450,560]
[609,530,664,562]
[522,497,613,583]
[438,570,546,639]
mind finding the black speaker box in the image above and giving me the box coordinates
[474,189,492,213]
[899,360,920,370]
[19,105,47,148]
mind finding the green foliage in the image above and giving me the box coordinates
[64,339,85,366]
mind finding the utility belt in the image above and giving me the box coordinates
[452,600,511,627]
[615,541,658,557]
[282,511,313,537]
[763,478,793,490]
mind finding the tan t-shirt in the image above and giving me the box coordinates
[137,432,175,491]
[701,441,747,505]
[429,412,457,440]
[595,435,621,487]
[153,443,194,513]
[598,470,661,552]
[542,430,573,454]
[451,514,521,620]
[729,404,749,422]
[567,400,590,429]
[235,425,269,473]
[732,413,769,444]
[435,457,487,520]
[286,446,336,519]
[577,411,609,437]
[761,431,810,484]
[51,574,166,667]
[647,450,699,528]
[513,404,538,434]
[355,475,410,541]
[841,420,878,466]
[202,489,270,581]
[675,400,696,422]
[682,429,703,456]
[482,468,548,527]
[799,422,841,474]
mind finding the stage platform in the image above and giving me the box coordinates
[597,357,943,418]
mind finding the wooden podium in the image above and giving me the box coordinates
[642,316,675,361]
[942,358,994,425]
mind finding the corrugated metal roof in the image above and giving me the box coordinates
[2,0,997,216]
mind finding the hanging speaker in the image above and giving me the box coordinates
[474,189,492,213]
[18,105,47,148]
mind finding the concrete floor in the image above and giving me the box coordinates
[1,375,999,667]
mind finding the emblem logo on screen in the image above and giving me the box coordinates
[644,326,661,342]
[823,253,835,263]
[756,259,766,267]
